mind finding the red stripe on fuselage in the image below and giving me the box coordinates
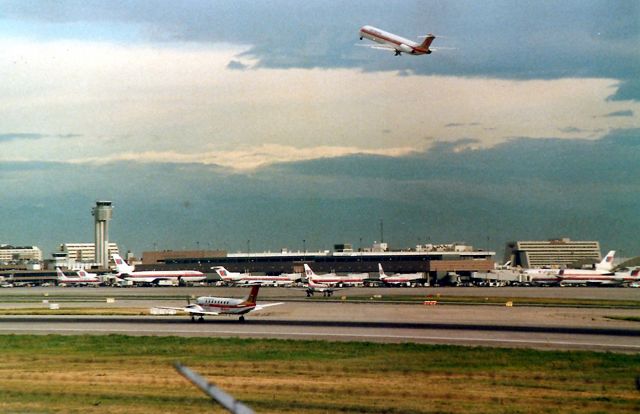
[360,28,426,54]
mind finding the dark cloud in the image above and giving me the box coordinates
[558,127,587,133]
[0,133,45,142]
[0,133,81,142]
[445,122,481,128]
[4,1,638,98]
[1,129,639,258]
[226,60,249,71]
[607,79,640,101]
[603,110,634,117]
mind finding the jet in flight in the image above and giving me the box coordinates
[359,25,436,56]
[56,268,101,287]
[112,254,205,286]
[154,285,283,322]
[377,263,423,286]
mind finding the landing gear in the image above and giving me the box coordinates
[239,315,245,322]
[360,36,363,40]
[394,50,402,56]
[306,289,314,297]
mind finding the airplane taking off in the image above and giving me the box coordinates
[155,286,283,322]
[112,254,205,286]
[303,264,365,286]
[378,263,423,286]
[359,25,436,56]
[56,268,101,286]
[212,266,297,286]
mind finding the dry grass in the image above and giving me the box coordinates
[0,336,637,413]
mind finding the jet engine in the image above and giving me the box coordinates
[398,44,413,54]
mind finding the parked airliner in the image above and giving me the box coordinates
[359,25,436,56]
[212,266,297,286]
[527,251,616,286]
[112,254,205,286]
[56,268,101,286]
[378,263,423,286]
[155,286,283,322]
[303,264,365,286]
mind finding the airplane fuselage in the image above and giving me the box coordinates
[122,270,205,284]
[195,296,255,315]
[359,25,433,55]
[223,275,295,286]
[380,274,422,286]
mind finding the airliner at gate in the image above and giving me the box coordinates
[112,254,205,285]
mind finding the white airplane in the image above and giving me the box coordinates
[56,268,101,287]
[526,251,617,286]
[377,263,423,286]
[212,266,297,286]
[557,251,622,285]
[298,278,345,297]
[155,286,283,322]
[303,264,365,286]
[525,268,561,286]
[359,25,436,56]
[112,254,205,286]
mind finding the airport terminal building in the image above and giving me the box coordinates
[140,243,496,284]
[504,238,601,268]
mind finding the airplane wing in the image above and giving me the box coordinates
[355,43,397,51]
[155,305,221,316]
[252,302,284,312]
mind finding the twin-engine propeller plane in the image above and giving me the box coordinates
[155,286,283,322]
[359,25,436,56]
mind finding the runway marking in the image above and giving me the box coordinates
[0,326,638,350]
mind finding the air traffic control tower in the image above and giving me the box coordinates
[92,201,113,268]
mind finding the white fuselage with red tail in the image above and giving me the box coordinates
[213,266,297,286]
[155,285,283,321]
[56,268,101,286]
[303,264,364,286]
[556,251,618,285]
[112,254,205,285]
[378,263,423,286]
[359,25,435,56]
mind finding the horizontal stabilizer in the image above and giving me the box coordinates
[254,302,284,311]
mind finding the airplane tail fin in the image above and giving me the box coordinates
[77,270,87,278]
[419,34,436,50]
[112,254,134,274]
[213,267,228,278]
[596,251,616,271]
[378,263,386,278]
[303,264,316,279]
[242,286,260,305]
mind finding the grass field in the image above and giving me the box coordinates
[0,335,638,413]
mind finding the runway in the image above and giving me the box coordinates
[1,298,639,352]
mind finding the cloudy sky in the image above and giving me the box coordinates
[0,1,638,259]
